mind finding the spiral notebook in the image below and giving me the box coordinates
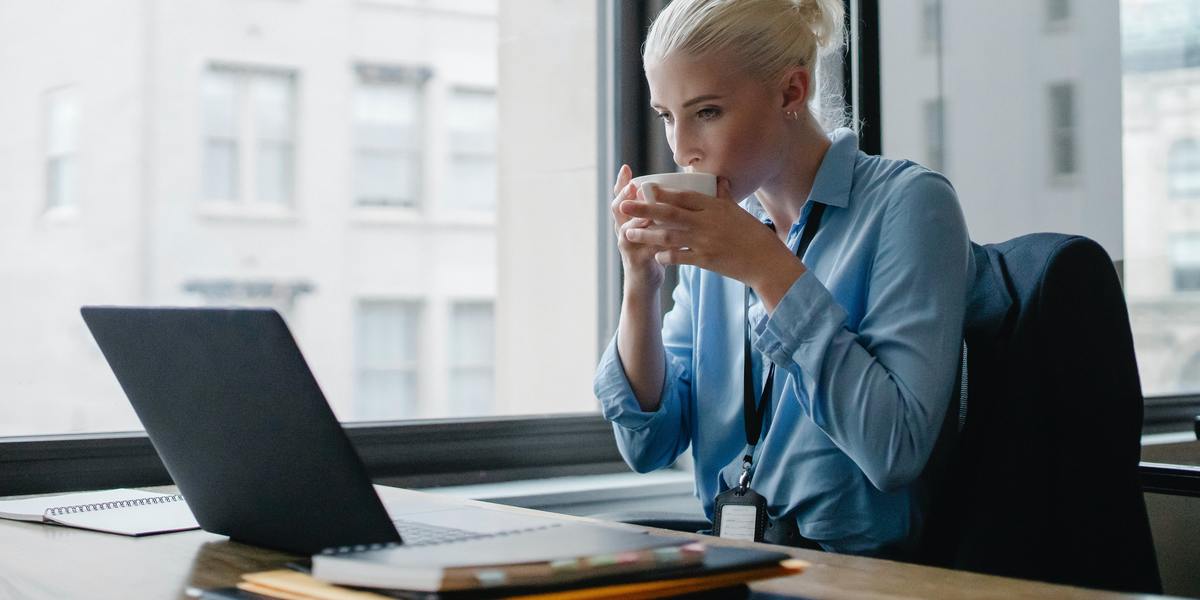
[0,488,200,536]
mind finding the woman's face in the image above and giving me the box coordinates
[646,52,789,201]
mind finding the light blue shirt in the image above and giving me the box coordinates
[594,128,974,555]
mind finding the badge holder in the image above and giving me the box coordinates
[712,456,768,542]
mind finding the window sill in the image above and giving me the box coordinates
[41,206,80,223]
[349,207,496,229]
[419,469,693,509]
[197,203,298,224]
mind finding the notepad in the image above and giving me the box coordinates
[0,488,200,536]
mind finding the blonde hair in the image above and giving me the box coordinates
[643,0,847,129]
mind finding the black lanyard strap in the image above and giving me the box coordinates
[742,201,827,450]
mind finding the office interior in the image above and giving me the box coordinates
[0,0,1198,597]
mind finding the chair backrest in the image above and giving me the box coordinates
[919,233,1162,594]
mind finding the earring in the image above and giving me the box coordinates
[785,110,799,120]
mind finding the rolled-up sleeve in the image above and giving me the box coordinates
[750,172,971,492]
[594,267,696,473]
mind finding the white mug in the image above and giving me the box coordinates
[630,172,717,203]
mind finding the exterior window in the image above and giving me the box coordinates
[1,1,607,437]
[921,0,941,53]
[353,65,429,208]
[1048,82,1077,177]
[202,66,296,205]
[448,301,495,415]
[443,88,497,211]
[1169,139,1200,199]
[1046,0,1070,27]
[45,87,80,210]
[923,98,944,172]
[1171,235,1200,292]
[355,301,422,419]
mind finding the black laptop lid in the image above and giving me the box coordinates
[81,306,401,554]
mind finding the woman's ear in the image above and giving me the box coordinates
[780,67,811,114]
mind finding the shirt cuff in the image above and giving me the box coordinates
[749,271,847,367]
[594,334,680,432]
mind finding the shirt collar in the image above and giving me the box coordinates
[744,127,858,221]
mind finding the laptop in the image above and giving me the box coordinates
[79,306,659,557]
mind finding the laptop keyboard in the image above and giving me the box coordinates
[392,518,491,546]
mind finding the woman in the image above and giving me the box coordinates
[594,0,973,558]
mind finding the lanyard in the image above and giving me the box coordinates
[739,202,826,490]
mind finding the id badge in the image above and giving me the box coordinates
[712,487,768,542]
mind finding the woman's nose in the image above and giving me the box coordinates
[671,124,701,168]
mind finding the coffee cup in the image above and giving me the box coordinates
[630,172,717,203]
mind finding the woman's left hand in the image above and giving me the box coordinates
[618,178,807,303]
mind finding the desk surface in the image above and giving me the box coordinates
[0,486,1166,600]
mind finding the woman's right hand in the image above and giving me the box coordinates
[610,164,666,293]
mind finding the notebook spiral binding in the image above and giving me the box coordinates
[45,494,186,517]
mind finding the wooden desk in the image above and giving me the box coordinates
[0,486,1166,600]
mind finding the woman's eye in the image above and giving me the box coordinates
[697,107,721,120]
[656,112,673,124]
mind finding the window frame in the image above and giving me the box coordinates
[1168,138,1200,200]
[351,63,432,210]
[201,64,298,208]
[2,1,636,498]
[43,85,81,212]
[6,0,1196,499]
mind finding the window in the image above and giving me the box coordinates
[44,87,79,211]
[355,301,422,419]
[1169,139,1200,199]
[880,0,1200,401]
[1046,0,1070,28]
[1048,82,1077,177]
[442,88,497,211]
[202,66,296,206]
[922,98,944,172]
[920,0,941,53]
[1170,235,1200,292]
[448,301,495,415]
[0,0,601,438]
[353,65,428,208]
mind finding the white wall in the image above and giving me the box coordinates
[495,0,599,415]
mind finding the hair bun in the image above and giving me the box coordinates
[792,0,844,54]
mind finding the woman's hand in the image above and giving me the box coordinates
[610,164,666,294]
[618,178,808,311]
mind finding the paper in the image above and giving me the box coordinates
[717,505,758,541]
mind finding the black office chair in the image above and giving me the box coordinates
[919,234,1162,594]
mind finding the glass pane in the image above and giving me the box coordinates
[204,140,238,201]
[355,151,418,207]
[447,88,496,151]
[354,80,420,150]
[202,69,238,138]
[356,302,420,418]
[880,0,1200,399]
[448,368,493,416]
[1123,0,1200,395]
[45,88,79,156]
[256,142,292,205]
[357,370,418,420]
[0,0,598,434]
[450,302,493,366]
[357,301,419,368]
[444,155,496,210]
[252,73,294,142]
[46,157,77,209]
[1169,140,1200,198]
